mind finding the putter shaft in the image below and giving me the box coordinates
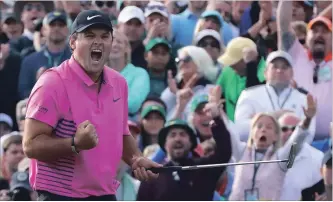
[181,159,288,170]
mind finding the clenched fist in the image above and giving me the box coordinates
[74,120,98,151]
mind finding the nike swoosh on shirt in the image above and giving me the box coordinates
[87,15,101,20]
[113,98,120,102]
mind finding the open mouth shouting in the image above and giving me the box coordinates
[259,136,267,142]
[91,48,103,64]
[201,121,210,128]
[172,142,185,154]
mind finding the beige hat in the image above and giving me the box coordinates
[218,37,256,66]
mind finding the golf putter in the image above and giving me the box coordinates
[148,143,297,173]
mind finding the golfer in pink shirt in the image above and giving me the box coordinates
[23,10,161,201]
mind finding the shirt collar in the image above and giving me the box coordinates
[265,83,292,97]
[23,29,34,41]
[68,56,112,87]
[181,9,197,19]
[120,63,132,75]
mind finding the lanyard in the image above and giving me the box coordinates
[251,149,261,190]
[265,86,292,111]
[43,49,65,67]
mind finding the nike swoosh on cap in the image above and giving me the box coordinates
[87,15,102,20]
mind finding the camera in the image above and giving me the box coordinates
[7,187,32,201]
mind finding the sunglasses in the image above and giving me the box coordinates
[19,116,26,121]
[198,40,220,49]
[281,125,296,133]
[23,3,45,12]
[145,5,167,12]
[313,65,319,84]
[95,1,115,8]
[175,55,192,66]
[299,39,306,45]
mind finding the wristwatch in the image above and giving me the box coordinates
[71,136,80,155]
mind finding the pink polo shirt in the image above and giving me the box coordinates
[288,40,332,139]
[26,57,130,198]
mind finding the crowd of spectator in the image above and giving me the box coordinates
[0,0,332,201]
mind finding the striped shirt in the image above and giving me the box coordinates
[26,57,130,198]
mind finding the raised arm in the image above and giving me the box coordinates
[193,106,232,166]
[317,3,332,20]
[221,111,247,161]
[206,0,216,10]
[278,94,317,169]
[234,90,257,141]
[277,0,297,51]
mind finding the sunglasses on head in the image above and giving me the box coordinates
[198,40,220,49]
[281,125,296,133]
[95,1,115,8]
[175,55,192,66]
[23,3,45,12]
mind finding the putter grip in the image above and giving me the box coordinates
[147,166,182,173]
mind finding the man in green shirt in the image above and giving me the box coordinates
[216,37,266,121]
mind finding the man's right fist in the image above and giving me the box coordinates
[74,120,98,151]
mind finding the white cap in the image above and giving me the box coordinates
[0,113,13,128]
[266,50,293,66]
[0,131,21,156]
[144,1,168,18]
[193,29,222,45]
[118,6,145,24]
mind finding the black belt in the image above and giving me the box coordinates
[37,190,117,201]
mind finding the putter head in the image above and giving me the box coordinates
[286,143,297,169]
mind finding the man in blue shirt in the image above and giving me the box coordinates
[18,11,71,99]
[171,1,233,46]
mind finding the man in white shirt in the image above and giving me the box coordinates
[278,112,324,200]
[234,51,316,142]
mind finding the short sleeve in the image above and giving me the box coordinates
[25,71,61,128]
[122,78,130,136]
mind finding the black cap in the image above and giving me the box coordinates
[70,10,113,35]
[43,11,68,25]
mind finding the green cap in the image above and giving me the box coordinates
[158,119,197,152]
[191,94,209,112]
[140,105,166,119]
[145,37,171,52]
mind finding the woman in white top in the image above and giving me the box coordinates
[209,86,317,200]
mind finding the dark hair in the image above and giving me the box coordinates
[3,135,22,153]
[139,96,167,112]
